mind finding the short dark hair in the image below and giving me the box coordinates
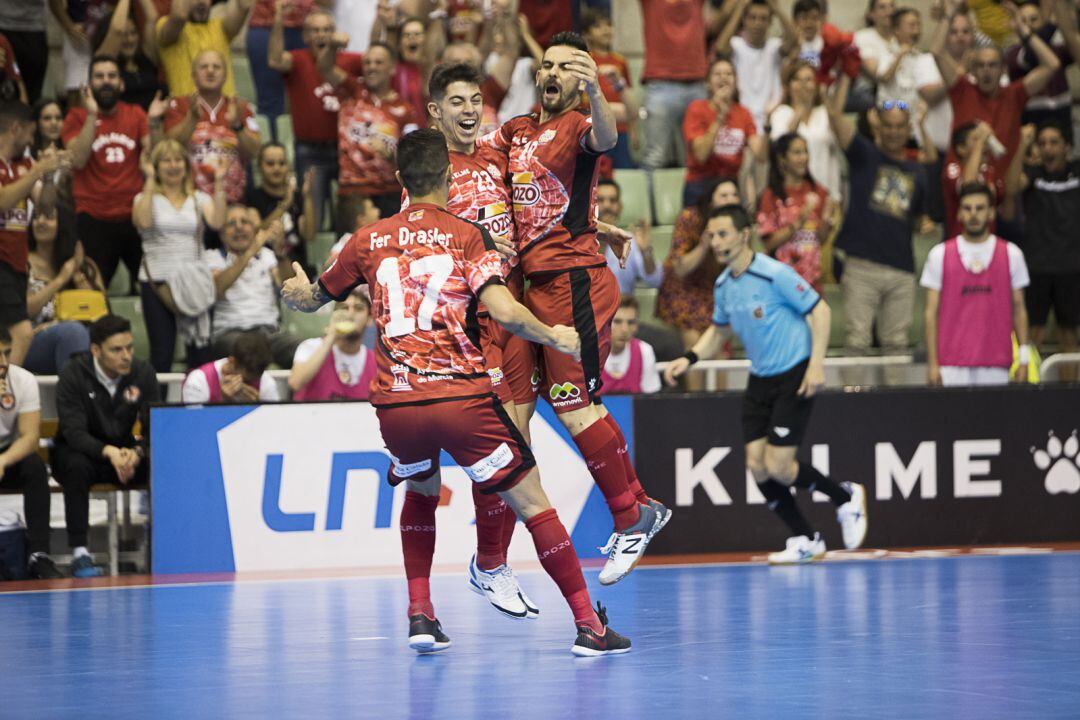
[709,203,752,231]
[428,62,483,102]
[230,331,273,377]
[0,100,33,134]
[958,182,993,203]
[367,40,398,62]
[89,315,132,346]
[618,294,639,312]
[892,7,919,26]
[397,128,450,197]
[89,54,121,78]
[793,0,824,18]
[597,177,621,200]
[0,326,11,345]
[257,141,288,165]
[950,121,978,152]
[580,9,612,34]
[696,176,741,217]
[547,31,588,53]
[1037,117,1072,145]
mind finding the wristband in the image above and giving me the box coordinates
[683,350,699,365]
[1018,344,1031,365]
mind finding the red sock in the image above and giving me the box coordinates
[472,484,510,571]
[572,419,640,531]
[603,412,651,504]
[499,500,517,562]
[400,491,439,618]
[525,508,601,633]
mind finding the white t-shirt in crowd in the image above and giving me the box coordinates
[204,247,281,335]
[181,358,280,403]
[293,339,370,387]
[768,104,842,200]
[853,27,899,72]
[914,53,950,151]
[798,35,824,68]
[334,2,375,53]
[604,339,661,394]
[875,49,923,110]
[920,236,1030,291]
[0,365,40,450]
[730,36,785,133]
[138,191,211,282]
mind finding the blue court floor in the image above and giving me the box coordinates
[1,554,1078,720]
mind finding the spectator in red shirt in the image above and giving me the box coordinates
[756,132,836,291]
[164,49,262,206]
[682,57,766,207]
[638,0,725,170]
[582,8,638,169]
[62,55,165,292]
[269,6,363,237]
[1,102,66,366]
[371,3,435,129]
[931,0,1059,172]
[943,121,1006,239]
[0,32,28,102]
[317,36,419,234]
[247,0,331,127]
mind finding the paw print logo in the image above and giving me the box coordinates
[1031,431,1080,495]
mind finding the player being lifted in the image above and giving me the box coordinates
[485,32,670,585]
[282,129,632,656]
[664,205,868,564]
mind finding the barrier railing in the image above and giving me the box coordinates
[655,354,916,390]
[1040,353,1080,381]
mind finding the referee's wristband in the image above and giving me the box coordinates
[683,350,699,366]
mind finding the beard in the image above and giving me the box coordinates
[93,85,120,111]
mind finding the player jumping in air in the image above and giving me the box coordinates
[664,205,868,564]
[282,128,632,656]
[485,32,670,585]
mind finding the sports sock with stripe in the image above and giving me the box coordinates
[400,491,439,618]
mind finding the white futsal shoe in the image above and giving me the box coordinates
[597,503,659,585]
[836,482,868,550]
[468,555,539,619]
[767,533,826,565]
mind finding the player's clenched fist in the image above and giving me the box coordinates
[551,324,581,360]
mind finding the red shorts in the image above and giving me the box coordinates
[375,394,536,494]
[525,264,619,414]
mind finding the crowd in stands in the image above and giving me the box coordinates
[1,0,1080,573]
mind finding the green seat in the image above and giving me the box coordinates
[255,113,271,144]
[651,168,686,225]
[649,224,674,263]
[232,56,257,107]
[633,287,657,321]
[275,115,295,164]
[823,283,845,349]
[310,231,339,271]
[107,263,130,297]
[613,169,649,227]
[109,296,152,361]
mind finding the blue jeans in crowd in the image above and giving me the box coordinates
[23,322,90,375]
[245,25,304,131]
[295,140,339,234]
[640,80,705,170]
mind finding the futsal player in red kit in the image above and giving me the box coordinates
[282,129,632,657]
[485,32,670,585]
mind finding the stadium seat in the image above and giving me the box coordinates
[107,264,130,297]
[651,168,686,225]
[634,286,657,321]
[255,114,271,145]
[310,231,339,270]
[650,224,674,262]
[232,56,257,107]
[823,283,845,349]
[613,169,649,226]
[108,296,152,361]
[275,115,295,164]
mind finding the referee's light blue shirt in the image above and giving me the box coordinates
[712,254,820,377]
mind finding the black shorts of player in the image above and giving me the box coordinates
[0,263,29,327]
[742,359,812,447]
[1026,272,1080,328]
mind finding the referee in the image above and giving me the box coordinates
[664,205,868,564]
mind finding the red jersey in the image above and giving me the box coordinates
[393,61,428,130]
[164,95,258,204]
[942,159,1004,238]
[518,0,573,47]
[61,103,148,221]
[249,0,316,27]
[319,203,505,406]
[640,0,707,82]
[0,156,33,273]
[336,77,419,196]
[285,49,365,143]
[0,33,21,85]
[486,111,604,277]
[683,100,757,183]
[949,77,1028,170]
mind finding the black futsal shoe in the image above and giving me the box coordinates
[408,613,452,654]
[571,603,632,657]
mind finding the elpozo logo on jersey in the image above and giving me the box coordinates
[512,171,541,208]
[477,201,513,238]
[549,382,581,407]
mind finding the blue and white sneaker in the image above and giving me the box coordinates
[467,555,539,619]
[837,482,868,550]
[597,503,659,585]
[71,554,103,578]
[767,533,826,565]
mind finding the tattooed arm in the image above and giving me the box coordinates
[281,262,332,312]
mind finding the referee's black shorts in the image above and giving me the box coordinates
[742,359,813,447]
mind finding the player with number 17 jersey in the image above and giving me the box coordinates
[318,203,505,406]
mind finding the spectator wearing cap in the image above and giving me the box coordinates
[289,287,374,401]
[52,315,158,578]
[182,329,280,402]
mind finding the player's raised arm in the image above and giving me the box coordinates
[571,48,618,153]
[480,282,580,360]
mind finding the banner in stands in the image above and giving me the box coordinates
[636,386,1080,554]
[150,400,628,574]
